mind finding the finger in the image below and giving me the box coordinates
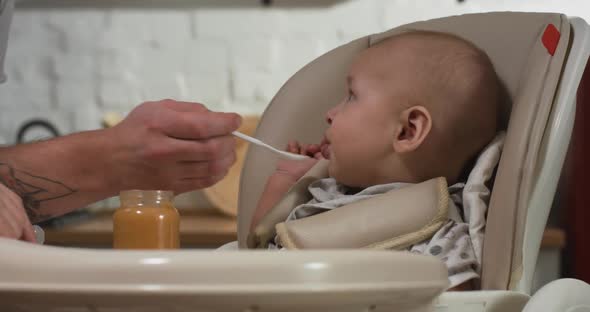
[2,184,25,214]
[4,191,33,230]
[294,141,302,154]
[157,99,209,113]
[286,141,297,153]
[287,141,301,154]
[177,152,236,179]
[20,222,37,243]
[11,201,34,241]
[187,136,236,162]
[150,135,236,162]
[160,109,242,139]
[0,182,19,204]
[0,208,19,239]
[299,143,306,154]
[300,143,312,155]
[306,144,321,156]
[1,204,21,240]
[174,174,227,193]
[1,193,21,223]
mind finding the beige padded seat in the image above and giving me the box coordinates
[237,12,574,293]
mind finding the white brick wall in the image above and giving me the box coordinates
[2,0,590,213]
[2,0,590,140]
[1,0,586,191]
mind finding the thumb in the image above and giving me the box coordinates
[20,221,37,243]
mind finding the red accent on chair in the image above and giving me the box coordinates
[542,24,561,56]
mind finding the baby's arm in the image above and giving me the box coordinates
[250,141,325,230]
[250,170,301,230]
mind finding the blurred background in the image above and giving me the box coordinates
[4,0,589,142]
[2,0,588,293]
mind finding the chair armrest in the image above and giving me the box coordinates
[523,278,590,312]
[435,290,529,312]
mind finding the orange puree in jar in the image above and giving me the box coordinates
[113,190,179,249]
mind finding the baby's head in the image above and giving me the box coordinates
[323,30,500,187]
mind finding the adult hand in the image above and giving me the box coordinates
[106,100,242,194]
[0,182,35,242]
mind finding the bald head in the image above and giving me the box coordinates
[371,31,501,183]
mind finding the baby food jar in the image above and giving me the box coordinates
[113,190,180,249]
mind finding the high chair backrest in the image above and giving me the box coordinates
[237,12,589,294]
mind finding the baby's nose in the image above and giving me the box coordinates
[325,107,336,124]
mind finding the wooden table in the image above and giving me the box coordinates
[42,209,237,248]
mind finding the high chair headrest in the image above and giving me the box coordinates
[238,12,571,292]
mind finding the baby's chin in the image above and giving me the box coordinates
[328,164,370,188]
[328,163,348,184]
[327,161,337,179]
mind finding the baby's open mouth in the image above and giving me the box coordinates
[321,144,331,159]
[321,136,331,159]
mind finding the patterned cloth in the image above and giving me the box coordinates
[410,184,478,288]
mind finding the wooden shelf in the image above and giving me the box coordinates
[42,209,237,248]
[540,227,566,249]
[43,209,565,250]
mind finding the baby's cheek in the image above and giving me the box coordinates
[331,153,354,178]
[328,153,346,176]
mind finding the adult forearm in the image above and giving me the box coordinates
[0,129,116,223]
[0,100,242,225]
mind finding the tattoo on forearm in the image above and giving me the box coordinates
[0,163,76,222]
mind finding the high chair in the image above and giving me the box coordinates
[1,12,590,312]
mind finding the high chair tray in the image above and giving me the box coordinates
[0,238,447,311]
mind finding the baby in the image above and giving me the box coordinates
[251,30,501,290]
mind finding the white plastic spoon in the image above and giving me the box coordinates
[232,131,309,160]
[33,225,44,244]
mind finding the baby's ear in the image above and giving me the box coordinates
[393,106,432,153]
